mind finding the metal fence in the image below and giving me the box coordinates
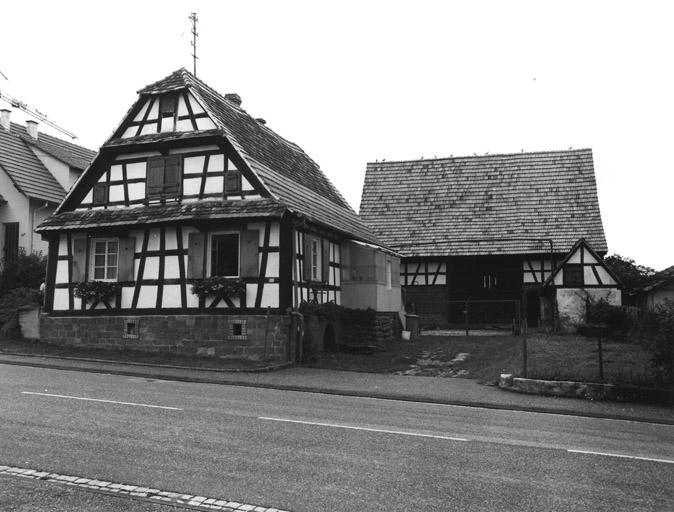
[415,299,521,334]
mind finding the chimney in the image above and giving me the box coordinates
[225,93,242,107]
[0,109,10,131]
[26,120,38,139]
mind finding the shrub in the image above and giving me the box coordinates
[0,287,43,338]
[635,300,674,385]
[586,298,635,338]
[0,249,47,295]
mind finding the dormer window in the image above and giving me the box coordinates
[160,92,177,116]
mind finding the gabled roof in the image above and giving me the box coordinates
[360,149,608,257]
[543,238,622,288]
[54,69,380,246]
[0,122,95,203]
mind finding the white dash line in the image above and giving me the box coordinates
[568,449,674,465]
[22,392,182,410]
[259,416,468,441]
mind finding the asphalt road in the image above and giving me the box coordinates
[1,365,673,511]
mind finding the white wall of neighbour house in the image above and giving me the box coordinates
[29,146,77,192]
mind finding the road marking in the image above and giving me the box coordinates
[21,392,183,411]
[568,449,674,465]
[0,465,288,512]
[259,416,469,441]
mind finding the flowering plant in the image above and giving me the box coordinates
[190,277,245,300]
[73,280,120,302]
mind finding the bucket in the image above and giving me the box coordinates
[401,330,411,341]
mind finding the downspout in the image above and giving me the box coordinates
[30,202,50,253]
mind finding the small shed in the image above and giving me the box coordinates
[541,239,622,332]
[633,265,674,309]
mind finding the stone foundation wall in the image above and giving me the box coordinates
[40,313,289,361]
[344,312,402,345]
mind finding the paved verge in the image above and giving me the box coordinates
[1,353,672,425]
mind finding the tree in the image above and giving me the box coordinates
[0,249,47,295]
[604,254,655,292]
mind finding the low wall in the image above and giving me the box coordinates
[39,313,289,361]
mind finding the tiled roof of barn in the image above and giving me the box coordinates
[87,68,380,245]
[0,122,94,203]
[360,149,608,257]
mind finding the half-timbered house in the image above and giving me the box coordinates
[37,69,401,360]
[359,149,619,330]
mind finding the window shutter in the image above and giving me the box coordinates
[187,232,205,279]
[240,230,259,278]
[147,158,165,196]
[72,238,87,283]
[163,156,182,195]
[159,92,176,115]
[302,234,312,282]
[225,171,241,194]
[92,184,107,205]
[118,237,136,281]
[322,240,330,283]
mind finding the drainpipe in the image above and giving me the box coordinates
[30,202,50,253]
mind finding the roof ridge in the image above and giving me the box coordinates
[367,148,593,166]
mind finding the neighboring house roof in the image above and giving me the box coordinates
[0,122,95,203]
[360,149,608,257]
[638,265,674,294]
[52,69,380,246]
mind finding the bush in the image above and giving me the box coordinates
[0,249,47,294]
[635,300,674,385]
[0,287,43,338]
[586,298,635,338]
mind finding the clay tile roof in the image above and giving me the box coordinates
[95,68,381,246]
[0,123,94,203]
[37,199,287,233]
[360,149,608,257]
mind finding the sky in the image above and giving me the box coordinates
[1,1,672,270]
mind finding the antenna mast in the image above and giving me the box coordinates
[189,12,199,76]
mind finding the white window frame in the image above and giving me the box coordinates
[309,237,321,282]
[208,231,240,278]
[91,238,119,282]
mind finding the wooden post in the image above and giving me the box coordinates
[263,306,270,361]
[465,299,469,337]
[598,334,604,381]
[522,318,528,378]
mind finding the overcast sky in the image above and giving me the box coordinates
[2,1,672,270]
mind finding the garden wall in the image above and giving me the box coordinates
[39,313,289,361]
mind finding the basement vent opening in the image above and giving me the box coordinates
[228,319,248,341]
[123,319,140,339]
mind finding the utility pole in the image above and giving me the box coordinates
[189,12,199,76]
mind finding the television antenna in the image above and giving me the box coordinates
[189,12,199,76]
[0,71,77,139]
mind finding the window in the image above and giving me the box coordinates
[309,237,321,281]
[483,274,497,289]
[159,92,177,116]
[147,155,182,199]
[564,264,584,287]
[2,222,19,265]
[386,260,392,289]
[210,233,240,277]
[92,239,119,281]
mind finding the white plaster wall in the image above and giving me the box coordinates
[53,288,70,310]
[556,288,622,332]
